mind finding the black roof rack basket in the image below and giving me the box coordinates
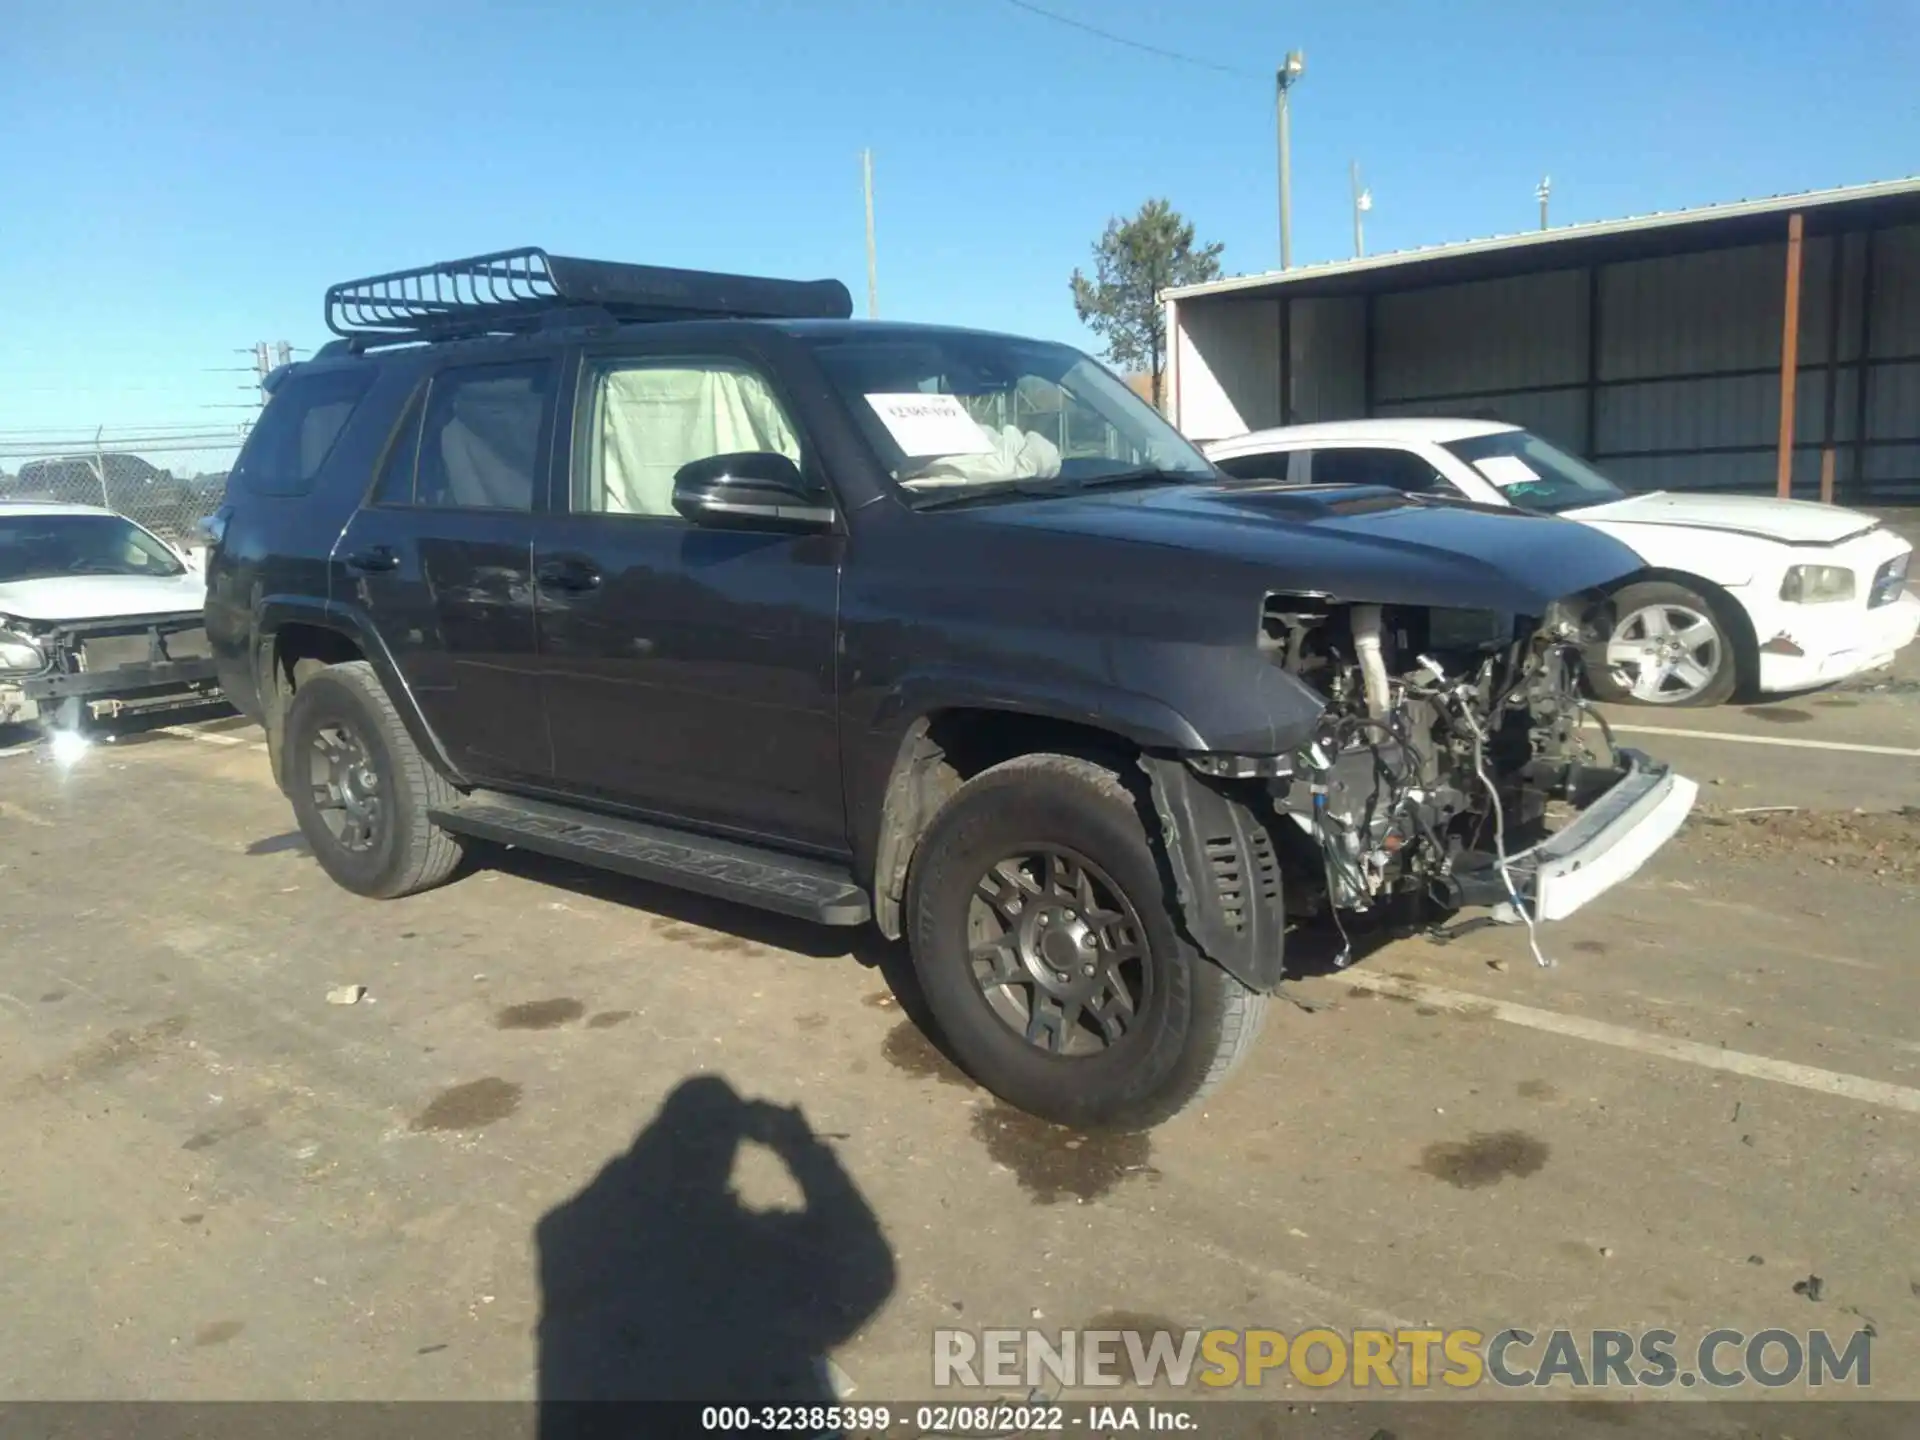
[324,247,853,341]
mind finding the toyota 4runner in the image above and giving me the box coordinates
[204,248,1697,1130]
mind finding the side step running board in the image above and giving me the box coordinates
[430,790,871,926]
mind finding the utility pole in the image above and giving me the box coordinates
[862,149,879,319]
[1537,175,1552,231]
[1350,160,1371,258]
[1275,51,1305,269]
[249,341,299,404]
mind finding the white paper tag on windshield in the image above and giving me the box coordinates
[865,393,994,456]
[1472,454,1543,489]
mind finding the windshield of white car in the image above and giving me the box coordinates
[803,331,1216,504]
[0,514,186,584]
[1444,431,1627,513]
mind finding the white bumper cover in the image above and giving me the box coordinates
[1755,589,1920,692]
[1504,751,1699,922]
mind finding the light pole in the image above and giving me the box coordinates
[1351,160,1371,258]
[1276,50,1305,268]
[862,148,879,318]
[1537,175,1551,230]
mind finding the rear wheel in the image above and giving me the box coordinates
[906,753,1266,1131]
[1588,580,1739,707]
[283,660,464,898]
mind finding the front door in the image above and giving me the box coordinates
[332,355,560,785]
[532,346,846,852]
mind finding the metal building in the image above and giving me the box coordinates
[1164,177,1920,502]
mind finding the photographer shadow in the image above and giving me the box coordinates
[535,1074,896,1432]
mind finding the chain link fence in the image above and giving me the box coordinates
[0,429,242,552]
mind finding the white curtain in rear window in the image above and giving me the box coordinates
[597,367,801,516]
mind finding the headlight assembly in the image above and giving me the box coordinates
[1779,564,1856,604]
[0,629,47,674]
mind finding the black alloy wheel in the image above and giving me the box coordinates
[969,845,1151,1057]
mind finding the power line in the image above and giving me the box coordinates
[998,0,1256,77]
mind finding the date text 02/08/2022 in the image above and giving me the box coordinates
[698,1403,1201,1433]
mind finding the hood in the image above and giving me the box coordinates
[0,571,207,624]
[1564,491,1881,546]
[966,481,1645,613]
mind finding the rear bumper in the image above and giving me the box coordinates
[1488,750,1698,922]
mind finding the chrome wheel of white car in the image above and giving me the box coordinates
[1592,580,1738,707]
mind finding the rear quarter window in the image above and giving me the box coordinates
[229,367,377,497]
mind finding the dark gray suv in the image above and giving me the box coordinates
[203,248,1694,1130]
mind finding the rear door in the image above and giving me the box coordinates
[332,354,560,785]
[530,338,847,852]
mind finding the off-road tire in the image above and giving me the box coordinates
[283,660,464,898]
[1588,579,1741,708]
[906,753,1266,1131]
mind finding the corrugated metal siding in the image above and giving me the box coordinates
[1870,223,1920,356]
[1288,296,1364,421]
[1374,270,1586,398]
[1170,297,1281,441]
[1595,372,1826,453]
[1602,244,1785,375]
[1860,225,1920,499]
[1605,445,1847,495]
[1172,215,1920,499]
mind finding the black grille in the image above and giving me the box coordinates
[1869,553,1910,609]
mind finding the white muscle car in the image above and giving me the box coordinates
[1204,420,1919,707]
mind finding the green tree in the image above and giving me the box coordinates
[1070,199,1224,410]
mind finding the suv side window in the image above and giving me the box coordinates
[410,359,555,511]
[1305,446,1450,494]
[230,366,375,497]
[577,358,805,518]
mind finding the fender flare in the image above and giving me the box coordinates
[253,596,466,789]
[1138,755,1287,993]
[862,675,1210,939]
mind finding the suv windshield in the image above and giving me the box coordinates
[1444,430,1626,513]
[0,513,186,584]
[803,330,1216,501]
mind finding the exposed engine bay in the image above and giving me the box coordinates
[1258,593,1635,932]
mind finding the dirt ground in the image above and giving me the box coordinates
[1,660,1917,1431]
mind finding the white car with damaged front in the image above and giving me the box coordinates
[1204,419,1920,707]
[0,502,220,730]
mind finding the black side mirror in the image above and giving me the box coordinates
[670,452,833,531]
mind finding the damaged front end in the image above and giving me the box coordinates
[1146,590,1696,984]
[0,611,222,730]
[1264,592,1697,926]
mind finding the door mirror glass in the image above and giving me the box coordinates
[671,452,832,530]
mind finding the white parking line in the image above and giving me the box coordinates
[1610,723,1920,759]
[156,726,269,753]
[157,725,249,746]
[1340,971,1920,1115]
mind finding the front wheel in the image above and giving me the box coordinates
[1588,580,1740,707]
[905,753,1266,1131]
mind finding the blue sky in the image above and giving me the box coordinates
[1,0,1914,467]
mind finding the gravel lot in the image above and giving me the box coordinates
[1,660,1916,1428]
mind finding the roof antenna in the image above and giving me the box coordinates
[1536,175,1552,230]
